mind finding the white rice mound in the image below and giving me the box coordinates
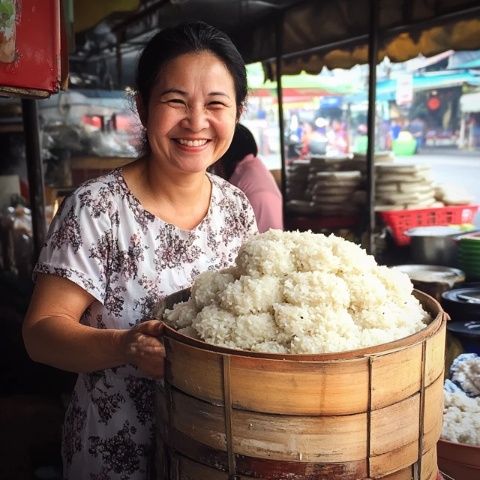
[442,390,480,446]
[441,355,480,446]
[163,230,431,354]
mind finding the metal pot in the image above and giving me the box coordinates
[392,264,465,301]
[404,226,464,266]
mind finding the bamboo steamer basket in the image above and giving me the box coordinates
[155,289,447,480]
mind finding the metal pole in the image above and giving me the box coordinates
[116,32,123,88]
[366,0,379,255]
[275,15,287,229]
[21,98,46,263]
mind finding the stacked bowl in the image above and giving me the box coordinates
[458,233,480,280]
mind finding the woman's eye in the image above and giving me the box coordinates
[163,99,186,107]
[207,101,226,109]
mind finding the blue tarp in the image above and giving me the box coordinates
[453,58,480,69]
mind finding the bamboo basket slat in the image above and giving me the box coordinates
[164,340,224,405]
[165,339,371,415]
[161,426,369,479]
[164,333,444,416]
[231,411,366,462]
[369,440,419,478]
[164,385,368,462]
[174,451,364,480]
[421,446,438,480]
[380,466,418,480]
[424,324,446,385]
[156,290,446,479]
[370,394,420,456]
[167,447,439,480]
[230,356,370,415]
[422,375,444,454]
[369,343,422,409]
[231,357,368,415]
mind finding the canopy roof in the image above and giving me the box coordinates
[71,0,480,88]
[345,71,480,102]
[246,63,359,96]
[453,57,480,69]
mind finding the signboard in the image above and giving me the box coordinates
[395,73,413,106]
[320,96,342,109]
[0,0,66,98]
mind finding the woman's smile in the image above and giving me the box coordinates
[175,138,210,148]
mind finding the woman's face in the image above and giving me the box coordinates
[142,51,239,176]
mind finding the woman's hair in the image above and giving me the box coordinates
[219,123,258,180]
[135,21,248,115]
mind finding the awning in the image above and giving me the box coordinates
[249,1,480,78]
[247,64,359,96]
[70,0,480,88]
[460,91,480,112]
[73,0,140,33]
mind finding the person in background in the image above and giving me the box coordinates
[215,123,283,232]
[409,116,426,152]
[390,118,402,141]
[22,21,257,479]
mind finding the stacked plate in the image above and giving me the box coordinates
[458,233,480,280]
[309,171,364,215]
[286,160,311,201]
[374,164,438,211]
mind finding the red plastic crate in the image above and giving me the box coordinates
[379,205,479,246]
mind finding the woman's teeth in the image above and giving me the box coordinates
[177,139,208,147]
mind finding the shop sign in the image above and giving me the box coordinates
[395,73,414,106]
[0,0,67,98]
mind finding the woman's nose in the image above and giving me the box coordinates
[182,105,209,132]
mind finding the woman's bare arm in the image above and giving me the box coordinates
[23,274,165,378]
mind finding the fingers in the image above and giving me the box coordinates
[133,334,165,354]
[124,321,166,379]
[137,320,164,336]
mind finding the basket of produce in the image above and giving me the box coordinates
[380,205,478,246]
[437,354,480,480]
[155,231,447,480]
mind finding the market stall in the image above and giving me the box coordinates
[0,2,73,478]
[2,1,480,478]
[0,0,67,260]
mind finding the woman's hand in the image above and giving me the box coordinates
[122,320,165,380]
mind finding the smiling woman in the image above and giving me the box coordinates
[22,21,257,480]
[125,50,240,228]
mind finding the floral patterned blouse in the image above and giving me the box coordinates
[34,168,257,480]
